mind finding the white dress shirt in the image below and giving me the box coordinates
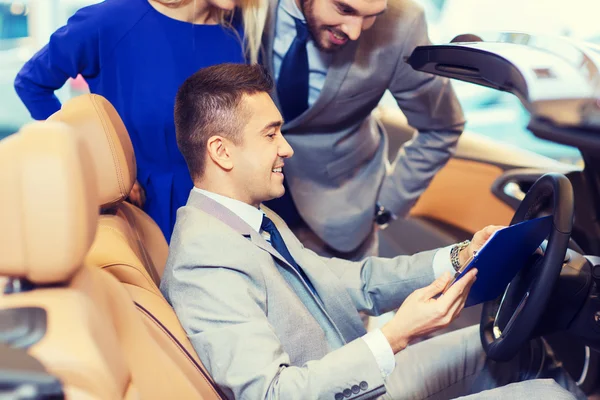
[273,0,331,106]
[193,187,457,378]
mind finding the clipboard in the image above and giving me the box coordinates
[444,215,553,307]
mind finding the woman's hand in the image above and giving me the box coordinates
[127,180,146,208]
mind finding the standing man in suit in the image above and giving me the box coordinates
[262,0,465,259]
[161,63,583,400]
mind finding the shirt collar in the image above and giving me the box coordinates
[193,187,264,233]
[281,0,305,22]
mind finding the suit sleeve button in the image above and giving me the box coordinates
[343,388,352,397]
[352,385,360,394]
[360,381,368,390]
[335,393,344,400]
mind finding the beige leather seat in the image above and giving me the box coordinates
[48,94,168,284]
[49,94,223,399]
[0,123,207,399]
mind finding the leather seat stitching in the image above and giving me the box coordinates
[91,96,126,199]
[100,263,158,294]
[96,225,158,290]
[119,207,161,284]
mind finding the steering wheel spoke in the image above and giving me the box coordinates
[494,289,530,339]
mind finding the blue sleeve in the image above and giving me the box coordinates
[14,5,101,120]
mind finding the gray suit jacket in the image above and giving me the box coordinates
[263,0,465,252]
[161,191,437,399]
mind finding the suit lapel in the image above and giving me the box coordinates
[248,226,349,341]
[247,229,295,272]
[300,260,366,339]
[263,0,359,130]
[274,218,367,340]
[188,191,364,341]
[188,191,294,270]
[283,40,359,130]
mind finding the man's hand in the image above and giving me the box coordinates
[459,225,505,266]
[127,180,146,208]
[380,269,477,353]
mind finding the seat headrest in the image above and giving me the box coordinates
[0,122,99,284]
[49,94,136,208]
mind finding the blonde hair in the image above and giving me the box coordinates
[153,0,267,64]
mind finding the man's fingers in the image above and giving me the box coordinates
[440,269,477,303]
[419,272,452,299]
[447,273,477,316]
[475,225,504,243]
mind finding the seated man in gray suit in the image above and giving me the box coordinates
[161,63,583,400]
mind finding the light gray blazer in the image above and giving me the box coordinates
[160,191,437,400]
[263,0,465,252]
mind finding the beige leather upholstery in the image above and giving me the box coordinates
[114,202,169,279]
[409,158,514,234]
[52,94,223,399]
[0,124,209,399]
[0,125,130,398]
[85,218,223,399]
[48,94,136,209]
[87,215,162,294]
[0,123,98,284]
[51,94,168,283]
[1,283,139,399]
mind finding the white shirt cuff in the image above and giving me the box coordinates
[432,245,455,279]
[362,329,395,378]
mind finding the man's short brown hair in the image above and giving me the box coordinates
[174,63,273,179]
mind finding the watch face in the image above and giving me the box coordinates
[376,210,391,226]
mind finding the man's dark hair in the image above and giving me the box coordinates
[174,63,273,179]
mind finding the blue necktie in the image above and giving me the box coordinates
[277,18,310,122]
[261,215,317,296]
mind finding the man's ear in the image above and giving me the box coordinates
[206,135,234,171]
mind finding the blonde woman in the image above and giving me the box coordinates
[14,0,267,241]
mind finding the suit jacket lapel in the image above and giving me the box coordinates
[188,191,364,341]
[188,191,293,269]
[301,259,367,339]
[247,230,295,273]
[284,40,359,130]
[274,219,367,340]
[263,0,359,130]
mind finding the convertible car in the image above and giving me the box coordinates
[1,33,600,399]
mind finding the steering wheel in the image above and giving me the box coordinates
[480,173,574,362]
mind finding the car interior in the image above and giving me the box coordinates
[2,32,600,399]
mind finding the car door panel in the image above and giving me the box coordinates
[377,106,579,257]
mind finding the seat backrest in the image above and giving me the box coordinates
[0,124,133,399]
[0,123,207,399]
[48,95,168,282]
[50,94,224,399]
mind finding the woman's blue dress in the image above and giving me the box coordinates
[15,0,246,241]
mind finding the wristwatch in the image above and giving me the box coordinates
[450,240,470,272]
[374,203,395,229]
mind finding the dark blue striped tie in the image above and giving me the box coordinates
[277,17,310,122]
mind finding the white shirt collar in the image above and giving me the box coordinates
[193,187,264,233]
[281,0,305,22]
